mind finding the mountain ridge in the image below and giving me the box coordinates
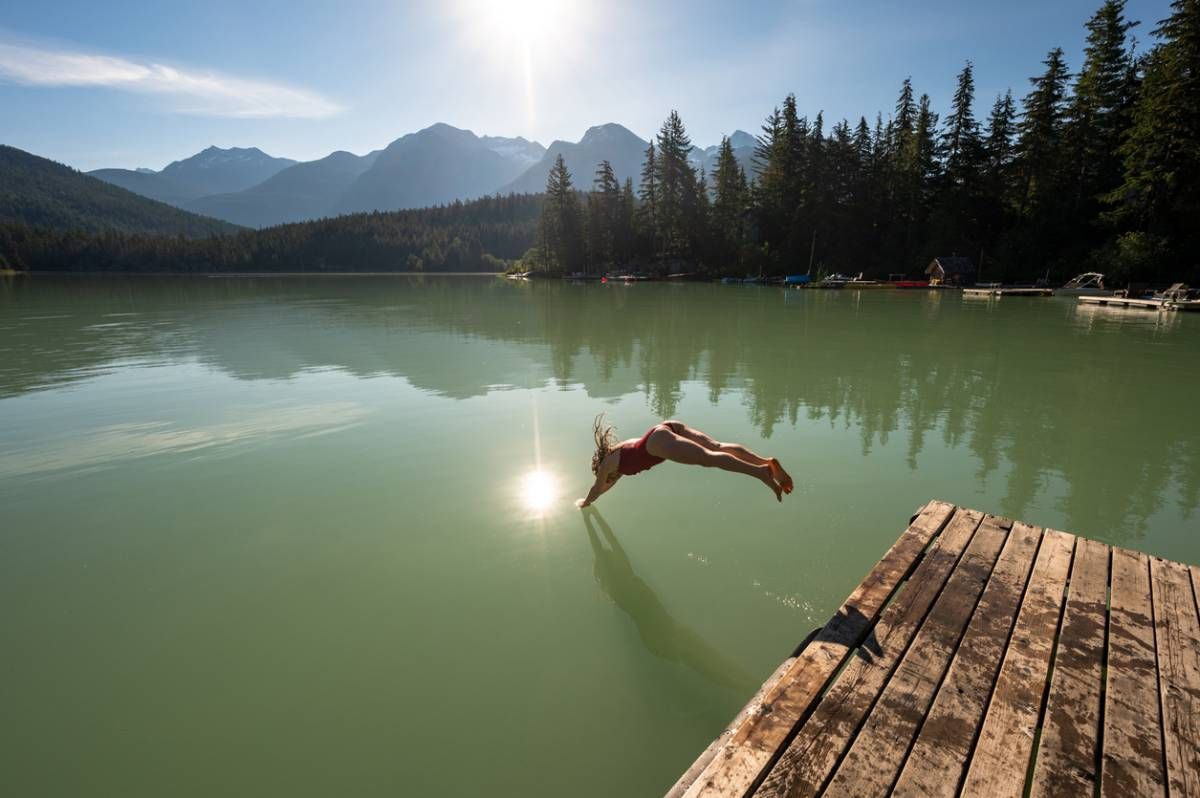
[0,145,240,238]
[84,123,757,229]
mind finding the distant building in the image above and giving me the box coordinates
[926,256,976,286]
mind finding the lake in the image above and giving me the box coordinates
[1,275,1197,797]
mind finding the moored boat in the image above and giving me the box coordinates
[1056,272,1110,296]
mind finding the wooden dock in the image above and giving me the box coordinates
[1078,295,1200,312]
[962,287,1054,297]
[669,500,1199,798]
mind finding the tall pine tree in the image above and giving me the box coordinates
[539,154,582,273]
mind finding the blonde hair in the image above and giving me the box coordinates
[591,413,617,475]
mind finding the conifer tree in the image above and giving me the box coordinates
[1069,0,1138,211]
[587,159,621,268]
[895,77,917,143]
[985,91,1018,174]
[712,136,748,265]
[655,110,698,259]
[637,142,660,256]
[539,154,582,273]
[941,61,984,187]
[752,107,787,251]
[982,90,1019,243]
[618,177,636,264]
[1109,0,1200,263]
[1017,47,1071,213]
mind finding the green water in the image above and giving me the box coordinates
[1,275,1197,797]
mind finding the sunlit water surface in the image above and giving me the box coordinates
[1,276,1197,797]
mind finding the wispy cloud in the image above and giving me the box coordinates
[0,39,343,119]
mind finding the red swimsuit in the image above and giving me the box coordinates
[618,426,666,475]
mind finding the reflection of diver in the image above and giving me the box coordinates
[583,509,756,693]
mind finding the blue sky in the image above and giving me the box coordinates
[0,0,1173,171]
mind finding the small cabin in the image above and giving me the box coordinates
[926,256,975,286]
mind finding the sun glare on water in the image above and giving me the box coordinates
[521,469,560,514]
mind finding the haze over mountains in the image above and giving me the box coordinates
[90,147,299,206]
[86,123,757,229]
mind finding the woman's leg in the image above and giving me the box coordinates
[664,421,793,493]
[647,428,782,501]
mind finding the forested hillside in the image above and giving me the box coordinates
[0,146,239,239]
[0,194,539,273]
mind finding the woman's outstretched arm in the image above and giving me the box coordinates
[578,471,620,507]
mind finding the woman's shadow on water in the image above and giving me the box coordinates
[583,509,757,694]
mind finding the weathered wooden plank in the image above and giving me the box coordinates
[819,513,1011,795]
[960,529,1076,798]
[667,657,796,798]
[680,499,956,798]
[754,508,986,798]
[890,521,1042,798]
[1100,548,1165,798]
[1150,556,1200,797]
[1030,537,1111,796]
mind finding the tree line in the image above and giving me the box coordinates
[535,0,1198,284]
[0,194,540,273]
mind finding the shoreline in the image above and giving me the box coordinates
[20,271,507,278]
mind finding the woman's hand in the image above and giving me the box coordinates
[576,498,591,508]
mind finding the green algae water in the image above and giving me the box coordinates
[2,275,1198,797]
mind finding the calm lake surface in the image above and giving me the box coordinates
[2,275,1198,797]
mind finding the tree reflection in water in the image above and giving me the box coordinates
[2,276,1196,543]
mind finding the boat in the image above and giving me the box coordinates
[845,274,882,288]
[810,272,854,289]
[1153,283,1196,302]
[784,274,811,286]
[891,280,930,289]
[1056,272,1110,296]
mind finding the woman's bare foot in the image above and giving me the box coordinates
[759,468,783,502]
[769,458,794,494]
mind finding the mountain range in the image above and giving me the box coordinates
[90,146,299,206]
[86,124,758,229]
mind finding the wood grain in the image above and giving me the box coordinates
[1100,547,1165,797]
[820,514,1011,796]
[1150,556,1200,797]
[681,500,956,798]
[1030,537,1110,797]
[959,529,1076,798]
[891,522,1042,798]
[754,508,985,797]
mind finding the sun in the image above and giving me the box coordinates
[450,0,590,128]
[480,0,561,47]
[455,0,584,57]
[475,0,573,48]
[520,469,560,514]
